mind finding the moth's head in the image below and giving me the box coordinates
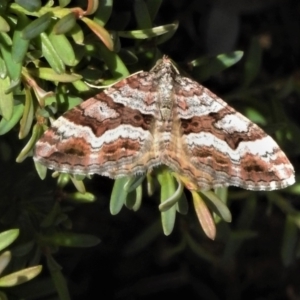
[150,55,179,76]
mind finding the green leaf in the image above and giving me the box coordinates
[81,17,114,51]
[15,0,41,12]
[69,176,85,193]
[48,29,76,66]
[110,177,129,215]
[19,86,34,139]
[34,161,48,180]
[27,67,82,82]
[40,32,65,74]
[67,23,84,44]
[0,102,24,135]
[124,175,146,192]
[53,12,77,34]
[96,43,129,78]
[16,123,43,163]
[0,32,22,82]
[176,192,188,215]
[21,12,53,40]
[11,13,30,63]
[157,168,177,236]
[0,76,13,120]
[0,229,19,252]
[200,190,232,223]
[0,265,42,287]
[159,177,184,212]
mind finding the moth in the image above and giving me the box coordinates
[34,56,295,191]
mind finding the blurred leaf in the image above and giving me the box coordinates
[267,192,298,215]
[134,0,152,29]
[191,51,244,81]
[0,102,23,135]
[185,232,218,263]
[0,16,9,32]
[21,12,53,40]
[281,214,298,267]
[118,23,178,39]
[69,176,85,193]
[145,0,162,21]
[41,232,100,248]
[0,55,7,78]
[243,37,262,87]
[123,220,161,255]
[40,202,61,228]
[59,0,71,7]
[84,0,99,15]
[46,254,70,300]
[244,107,267,126]
[66,191,96,203]
[156,20,178,45]
[0,265,42,287]
[0,252,10,275]
[94,0,113,26]
[0,229,19,252]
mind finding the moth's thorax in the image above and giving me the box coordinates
[157,72,174,121]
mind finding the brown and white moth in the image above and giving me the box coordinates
[34,56,295,191]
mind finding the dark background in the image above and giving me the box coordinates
[2,0,300,299]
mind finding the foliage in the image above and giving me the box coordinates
[0,0,299,299]
[0,229,42,300]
